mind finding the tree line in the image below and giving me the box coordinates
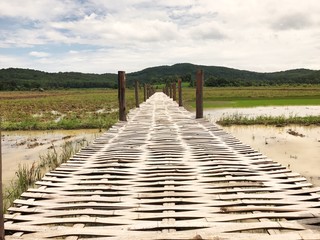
[0,68,117,90]
[1,63,320,91]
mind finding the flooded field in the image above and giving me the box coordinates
[205,106,320,187]
[206,105,320,122]
[223,125,320,186]
[2,105,319,188]
[1,129,100,186]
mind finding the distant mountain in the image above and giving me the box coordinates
[1,63,320,90]
[0,68,117,90]
[128,63,262,81]
[127,63,320,86]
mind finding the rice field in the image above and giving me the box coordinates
[1,85,320,130]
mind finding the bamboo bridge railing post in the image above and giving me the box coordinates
[118,71,127,121]
[178,78,183,107]
[196,69,204,119]
[172,82,176,101]
[143,83,147,101]
[146,85,150,99]
[135,80,139,108]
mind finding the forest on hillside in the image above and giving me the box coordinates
[1,63,320,90]
[0,68,117,90]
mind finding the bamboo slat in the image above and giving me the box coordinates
[5,93,320,239]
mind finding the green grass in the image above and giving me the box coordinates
[180,86,320,126]
[217,114,320,126]
[201,97,320,108]
[182,86,320,109]
[2,112,118,131]
[0,89,142,131]
[154,82,190,89]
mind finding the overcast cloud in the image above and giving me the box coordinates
[0,0,320,73]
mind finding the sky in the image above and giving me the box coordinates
[1,0,320,74]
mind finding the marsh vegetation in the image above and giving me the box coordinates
[1,86,319,130]
[0,89,143,130]
[3,139,88,211]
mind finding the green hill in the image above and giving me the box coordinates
[1,63,320,90]
[127,63,320,86]
[0,68,117,90]
[128,63,262,81]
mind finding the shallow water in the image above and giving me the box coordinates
[221,125,320,186]
[205,105,320,122]
[1,129,101,186]
[205,106,320,186]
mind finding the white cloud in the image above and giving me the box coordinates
[271,13,313,31]
[0,55,32,69]
[0,0,84,21]
[29,51,51,58]
[1,0,320,72]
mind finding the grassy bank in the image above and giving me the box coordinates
[180,86,320,126]
[182,86,320,109]
[217,114,320,126]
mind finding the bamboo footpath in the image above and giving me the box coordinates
[4,93,320,239]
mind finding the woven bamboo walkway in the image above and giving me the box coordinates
[5,92,320,239]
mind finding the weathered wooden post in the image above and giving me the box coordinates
[178,78,183,107]
[0,118,4,240]
[143,83,147,101]
[134,80,139,108]
[118,71,126,121]
[165,84,169,96]
[172,82,176,101]
[196,69,204,118]
[169,83,172,98]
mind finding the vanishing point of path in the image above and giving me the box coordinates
[5,93,320,239]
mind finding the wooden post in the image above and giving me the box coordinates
[169,83,172,98]
[172,82,176,101]
[178,78,183,107]
[0,118,4,240]
[165,84,169,96]
[118,71,126,121]
[143,83,147,101]
[146,85,148,99]
[196,69,204,119]
[134,80,139,108]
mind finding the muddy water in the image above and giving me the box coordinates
[1,129,101,186]
[206,106,320,122]
[222,125,320,186]
[205,106,320,186]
